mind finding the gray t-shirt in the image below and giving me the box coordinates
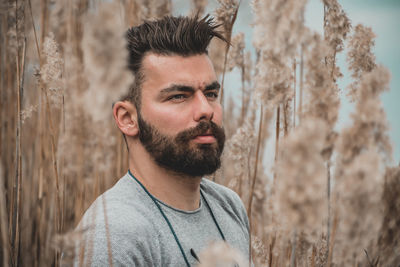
[73,172,250,266]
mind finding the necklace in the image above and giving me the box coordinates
[128,170,225,267]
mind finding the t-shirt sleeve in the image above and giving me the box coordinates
[201,179,251,240]
[71,196,160,266]
[226,187,251,239]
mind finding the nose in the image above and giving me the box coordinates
[193,91,214,122]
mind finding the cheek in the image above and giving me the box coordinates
[143,104,191,133]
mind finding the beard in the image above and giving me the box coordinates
[137,113,225,177]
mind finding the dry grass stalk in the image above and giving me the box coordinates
[241,52,252,123]
[289,230,296,267]
[283,99,291,137]
[40,0,49,47]
[299,45,304,123]
[292,59,296,128]
[215,0,240,105]
[0,165,10,267]
[326,160,331,253]
[28,0,40,61]
[227,32,252,125]
[327,210,338,266]
[11,2,26,264]
[310,245,316,267]
[247,104,264,264]
[40,34,63,235]
[273,105,280,180]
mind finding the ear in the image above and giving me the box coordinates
[113,101,139,137]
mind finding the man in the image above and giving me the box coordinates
[75,15,250,266]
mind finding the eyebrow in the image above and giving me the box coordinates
[205,81,221,91]
[159,81,221,96]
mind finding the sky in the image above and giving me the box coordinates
[173,0,400,165]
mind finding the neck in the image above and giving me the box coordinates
[128,141,202,211]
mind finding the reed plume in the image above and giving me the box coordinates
[197,241,248,267]
[347,24,377,101]
[332,28,391,264]
[214,0,240,105]
[275,118,328,241]
[334,63,391,264]
[40,32,64,104]
[323,0,351,81]
[252,0,307,106]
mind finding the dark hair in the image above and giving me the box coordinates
[123,14,226,108]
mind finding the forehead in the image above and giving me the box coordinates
[140,53,217,91]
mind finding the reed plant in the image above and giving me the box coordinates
[0,0,398,266]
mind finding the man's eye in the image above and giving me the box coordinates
[205,92,218,99]
[168,94,187,101]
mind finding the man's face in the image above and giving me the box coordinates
[137,53,225,177]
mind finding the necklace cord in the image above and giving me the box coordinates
[128,170,191,267]
[128,170,226,267]
[200,190,226,241]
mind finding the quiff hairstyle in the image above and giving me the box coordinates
[123,15,227,109]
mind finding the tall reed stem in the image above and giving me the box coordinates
[12,3,25,265]
[0,166,10,266]
[219,4,240,107]
[273,105,280,182]
[46,92,62,231]
[61,95,65,232]
[220,44,229,107]
[40,0,49,48]
[311,245,316,267]
[240,64,246,125]
[293,59,296,128]
[247,104,264,266]
[327,210,338,266]
[290,230,297,267]
[29,0,40,60]
[326,160,331,257]
[30,0,62,236]
[299,47,304,124]
[16,38,26,267]
[12,54,21,267]
[283,100,289,136]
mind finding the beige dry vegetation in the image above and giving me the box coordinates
[0,0,398,266]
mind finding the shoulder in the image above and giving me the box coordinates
[201,178,245,209]
[200,178,249,227]
[78,174,156,233]
[73,174,161,266]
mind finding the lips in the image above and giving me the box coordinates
[176,121,223,146]
[193,130,216,143]
[193,134,216,144]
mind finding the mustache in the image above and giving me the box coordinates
[176,121,225,143]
